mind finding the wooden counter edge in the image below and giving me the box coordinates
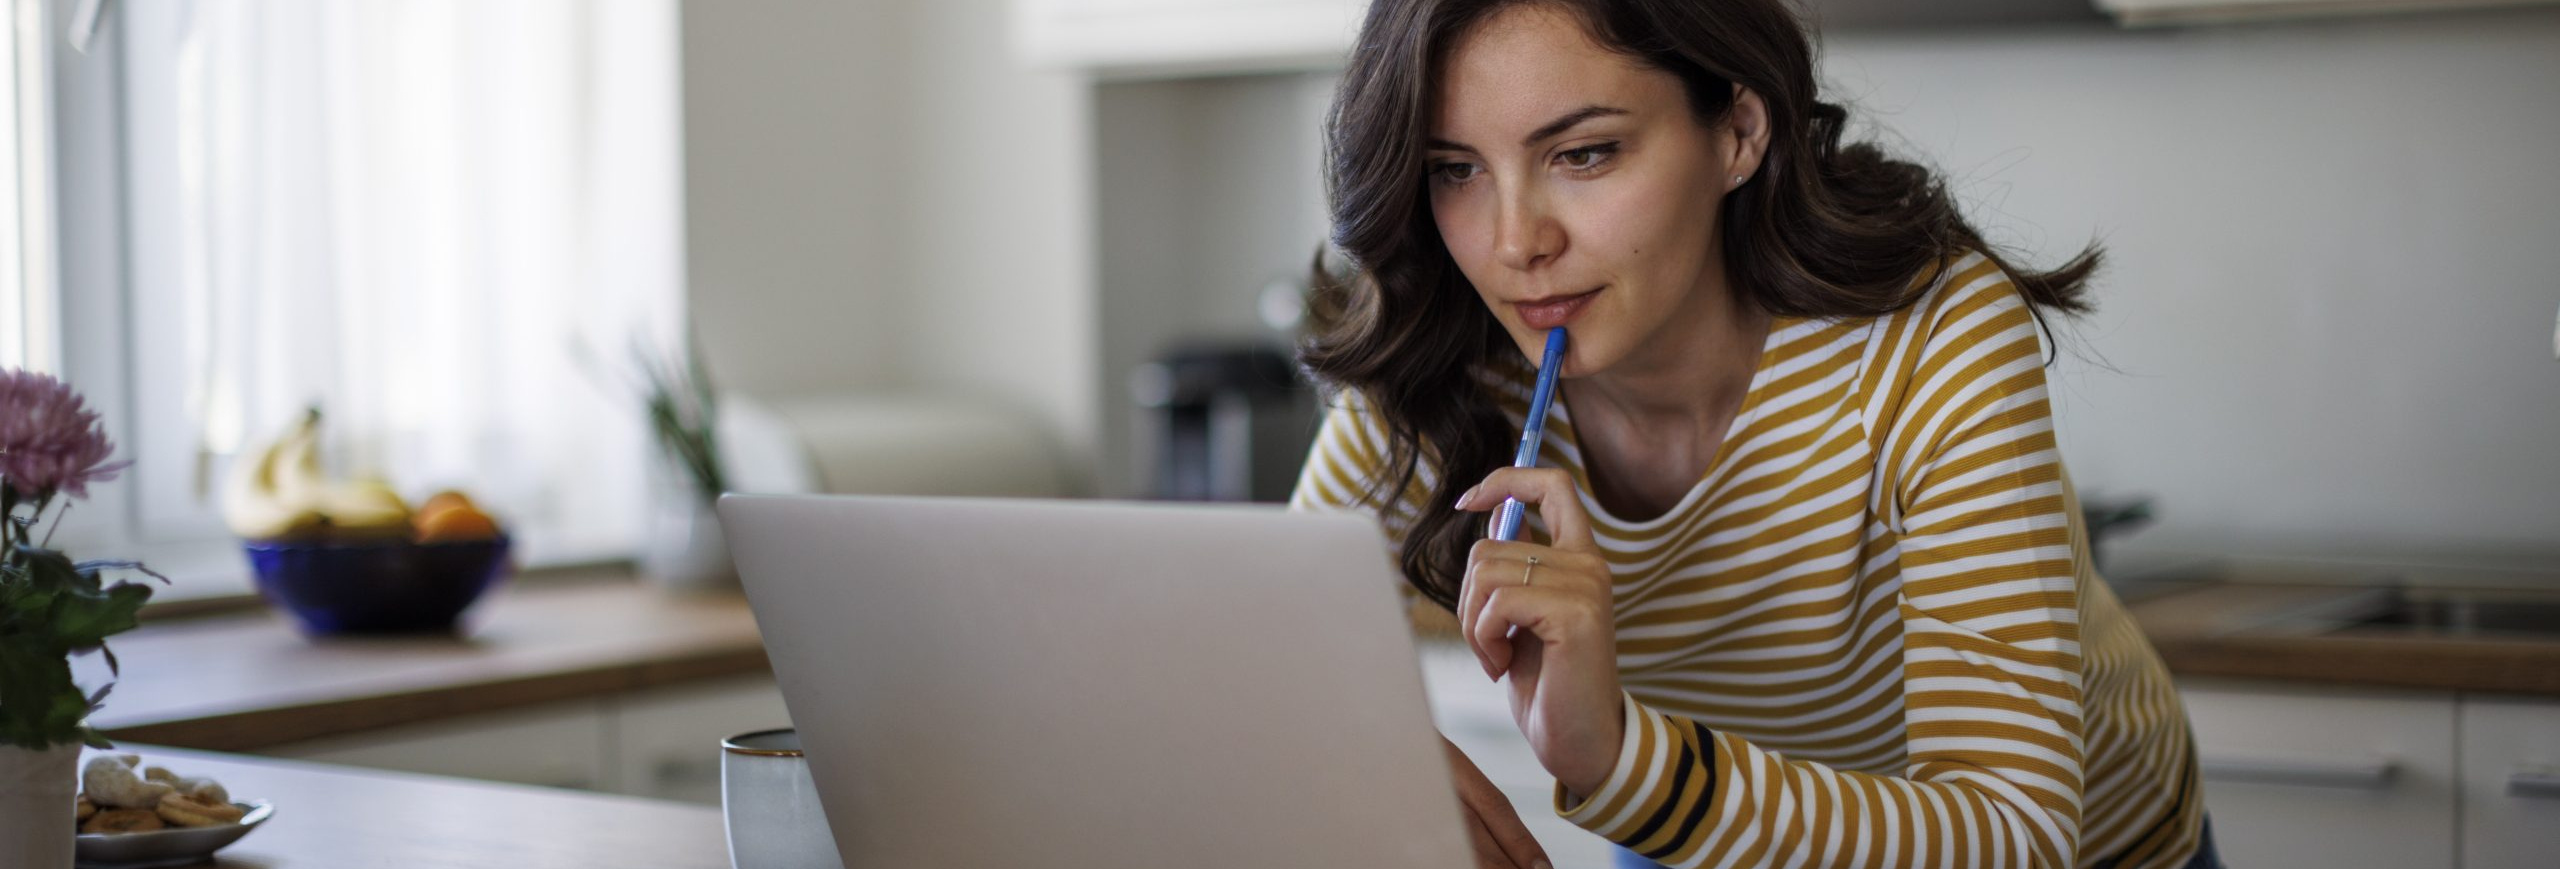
[2127,583,2560,697]
[98,646,774,751]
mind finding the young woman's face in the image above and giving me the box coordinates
[1425,3,1757,378]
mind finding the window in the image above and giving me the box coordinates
[52,1,686,591]
[0,0,53,374]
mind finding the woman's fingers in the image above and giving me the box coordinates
[1469,784,1551,869]
[1470,583,1591,678]
[1463,809,1513,869]
[1462,540,1602,677]
[1455,467,1596,552]
[1445,737,1551,869]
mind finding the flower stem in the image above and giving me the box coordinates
[40,497,71,548]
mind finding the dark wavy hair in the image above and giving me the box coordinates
[1301,0,2102,611]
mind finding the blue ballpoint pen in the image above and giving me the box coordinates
[1491,327,1568,542]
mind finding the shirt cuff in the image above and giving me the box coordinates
[1554,691,1649,824]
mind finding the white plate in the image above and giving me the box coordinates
[74,800,272,869]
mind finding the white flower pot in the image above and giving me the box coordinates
[641,496,737,593]
[0,742,80,869]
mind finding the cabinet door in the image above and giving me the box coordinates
[1014,0,1364,74]
[2460,696,2560,869]
[2177,678,2456,869]
[262,699,611,790]
[609,676,792,805]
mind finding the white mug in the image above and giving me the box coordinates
[721,729,845,869]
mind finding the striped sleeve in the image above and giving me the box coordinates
[1552,266,2088,868]
[1289,389,1441,613]
[1287,388,1431,555]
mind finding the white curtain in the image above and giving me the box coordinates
[120,0,684,562]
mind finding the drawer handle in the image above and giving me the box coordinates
[2511,766,2560,799]
[2199,754,2397,789]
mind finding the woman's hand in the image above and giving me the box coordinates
[1455,467,1625,799]
[1442,734,1552,869]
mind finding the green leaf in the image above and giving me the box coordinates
[14,543,81,592]
[47,580,151,649]
[75,560,170,585]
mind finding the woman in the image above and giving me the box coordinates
[1287,1,2217,868]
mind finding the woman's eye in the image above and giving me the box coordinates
[1559,143,1618,172]
[1431,161,1480,186]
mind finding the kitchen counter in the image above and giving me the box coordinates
[91,744,727,869]
[2124,581,2560,696]
[90,559,2560,760]
[90,573,771,750]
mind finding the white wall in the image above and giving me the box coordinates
[1075,7,2560,564]
[680,0,908,396]
[1819,8,2560,563]
[681,1,2560,564]
[1093,73,1335,496]
[900,0,1099,489]
[680,0,1099,485]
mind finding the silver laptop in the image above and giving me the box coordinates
[719,493,1474,868]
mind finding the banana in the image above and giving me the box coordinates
[222,408,416,541]
[316,476,414,539]
[221,411,328,540]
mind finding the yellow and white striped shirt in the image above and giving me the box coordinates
[1290,252,2204,869]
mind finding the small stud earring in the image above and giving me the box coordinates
[1732,174,1746,184]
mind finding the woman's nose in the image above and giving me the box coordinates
[1491,185,1564,273]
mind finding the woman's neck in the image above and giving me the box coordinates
[1566,279,1770,436]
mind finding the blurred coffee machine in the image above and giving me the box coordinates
[1131,344,1316,502]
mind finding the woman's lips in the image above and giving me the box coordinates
[1515,287,1600,330]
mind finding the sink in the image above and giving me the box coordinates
[2342,591,2560,636]
[2245,586,2560,639]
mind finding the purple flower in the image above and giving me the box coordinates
[0,368,130,500]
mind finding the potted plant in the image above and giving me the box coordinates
[0,368,159,869]
[582,335,732,592]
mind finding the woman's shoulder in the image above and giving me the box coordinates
[1864,249,2044,381]
[1291,387,1420,514]
[1856,249,2051,440]
[1881,249,2032,341]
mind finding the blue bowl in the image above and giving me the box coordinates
[244,537,514,635]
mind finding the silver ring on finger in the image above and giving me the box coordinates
[1522,555,1540,588]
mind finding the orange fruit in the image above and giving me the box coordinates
[416,490,478,518]
[415,504,502,542]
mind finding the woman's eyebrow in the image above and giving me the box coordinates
[1427,105,1631,154]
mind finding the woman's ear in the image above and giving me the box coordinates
[1723,84,1772,191]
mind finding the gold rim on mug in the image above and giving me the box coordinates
[721,728,804,758]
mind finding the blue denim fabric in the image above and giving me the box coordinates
[1607,815,2225,869]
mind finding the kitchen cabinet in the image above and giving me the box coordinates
[2458,696,2560,869]
[1013,0,1364,78]
[1014,0,2102,77]
[611,676,794,804]
[2096,0,2557,26]
[2177,677,2458,869]
[260,676,791,803]
[265,698,615,791]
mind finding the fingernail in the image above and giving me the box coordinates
[1455,486,1477,508]
[1534,860,1553,869]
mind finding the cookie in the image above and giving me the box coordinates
[156,792,246,828]
[82,808,164,834]
[141,764,231,804]
[82,755,174,809]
